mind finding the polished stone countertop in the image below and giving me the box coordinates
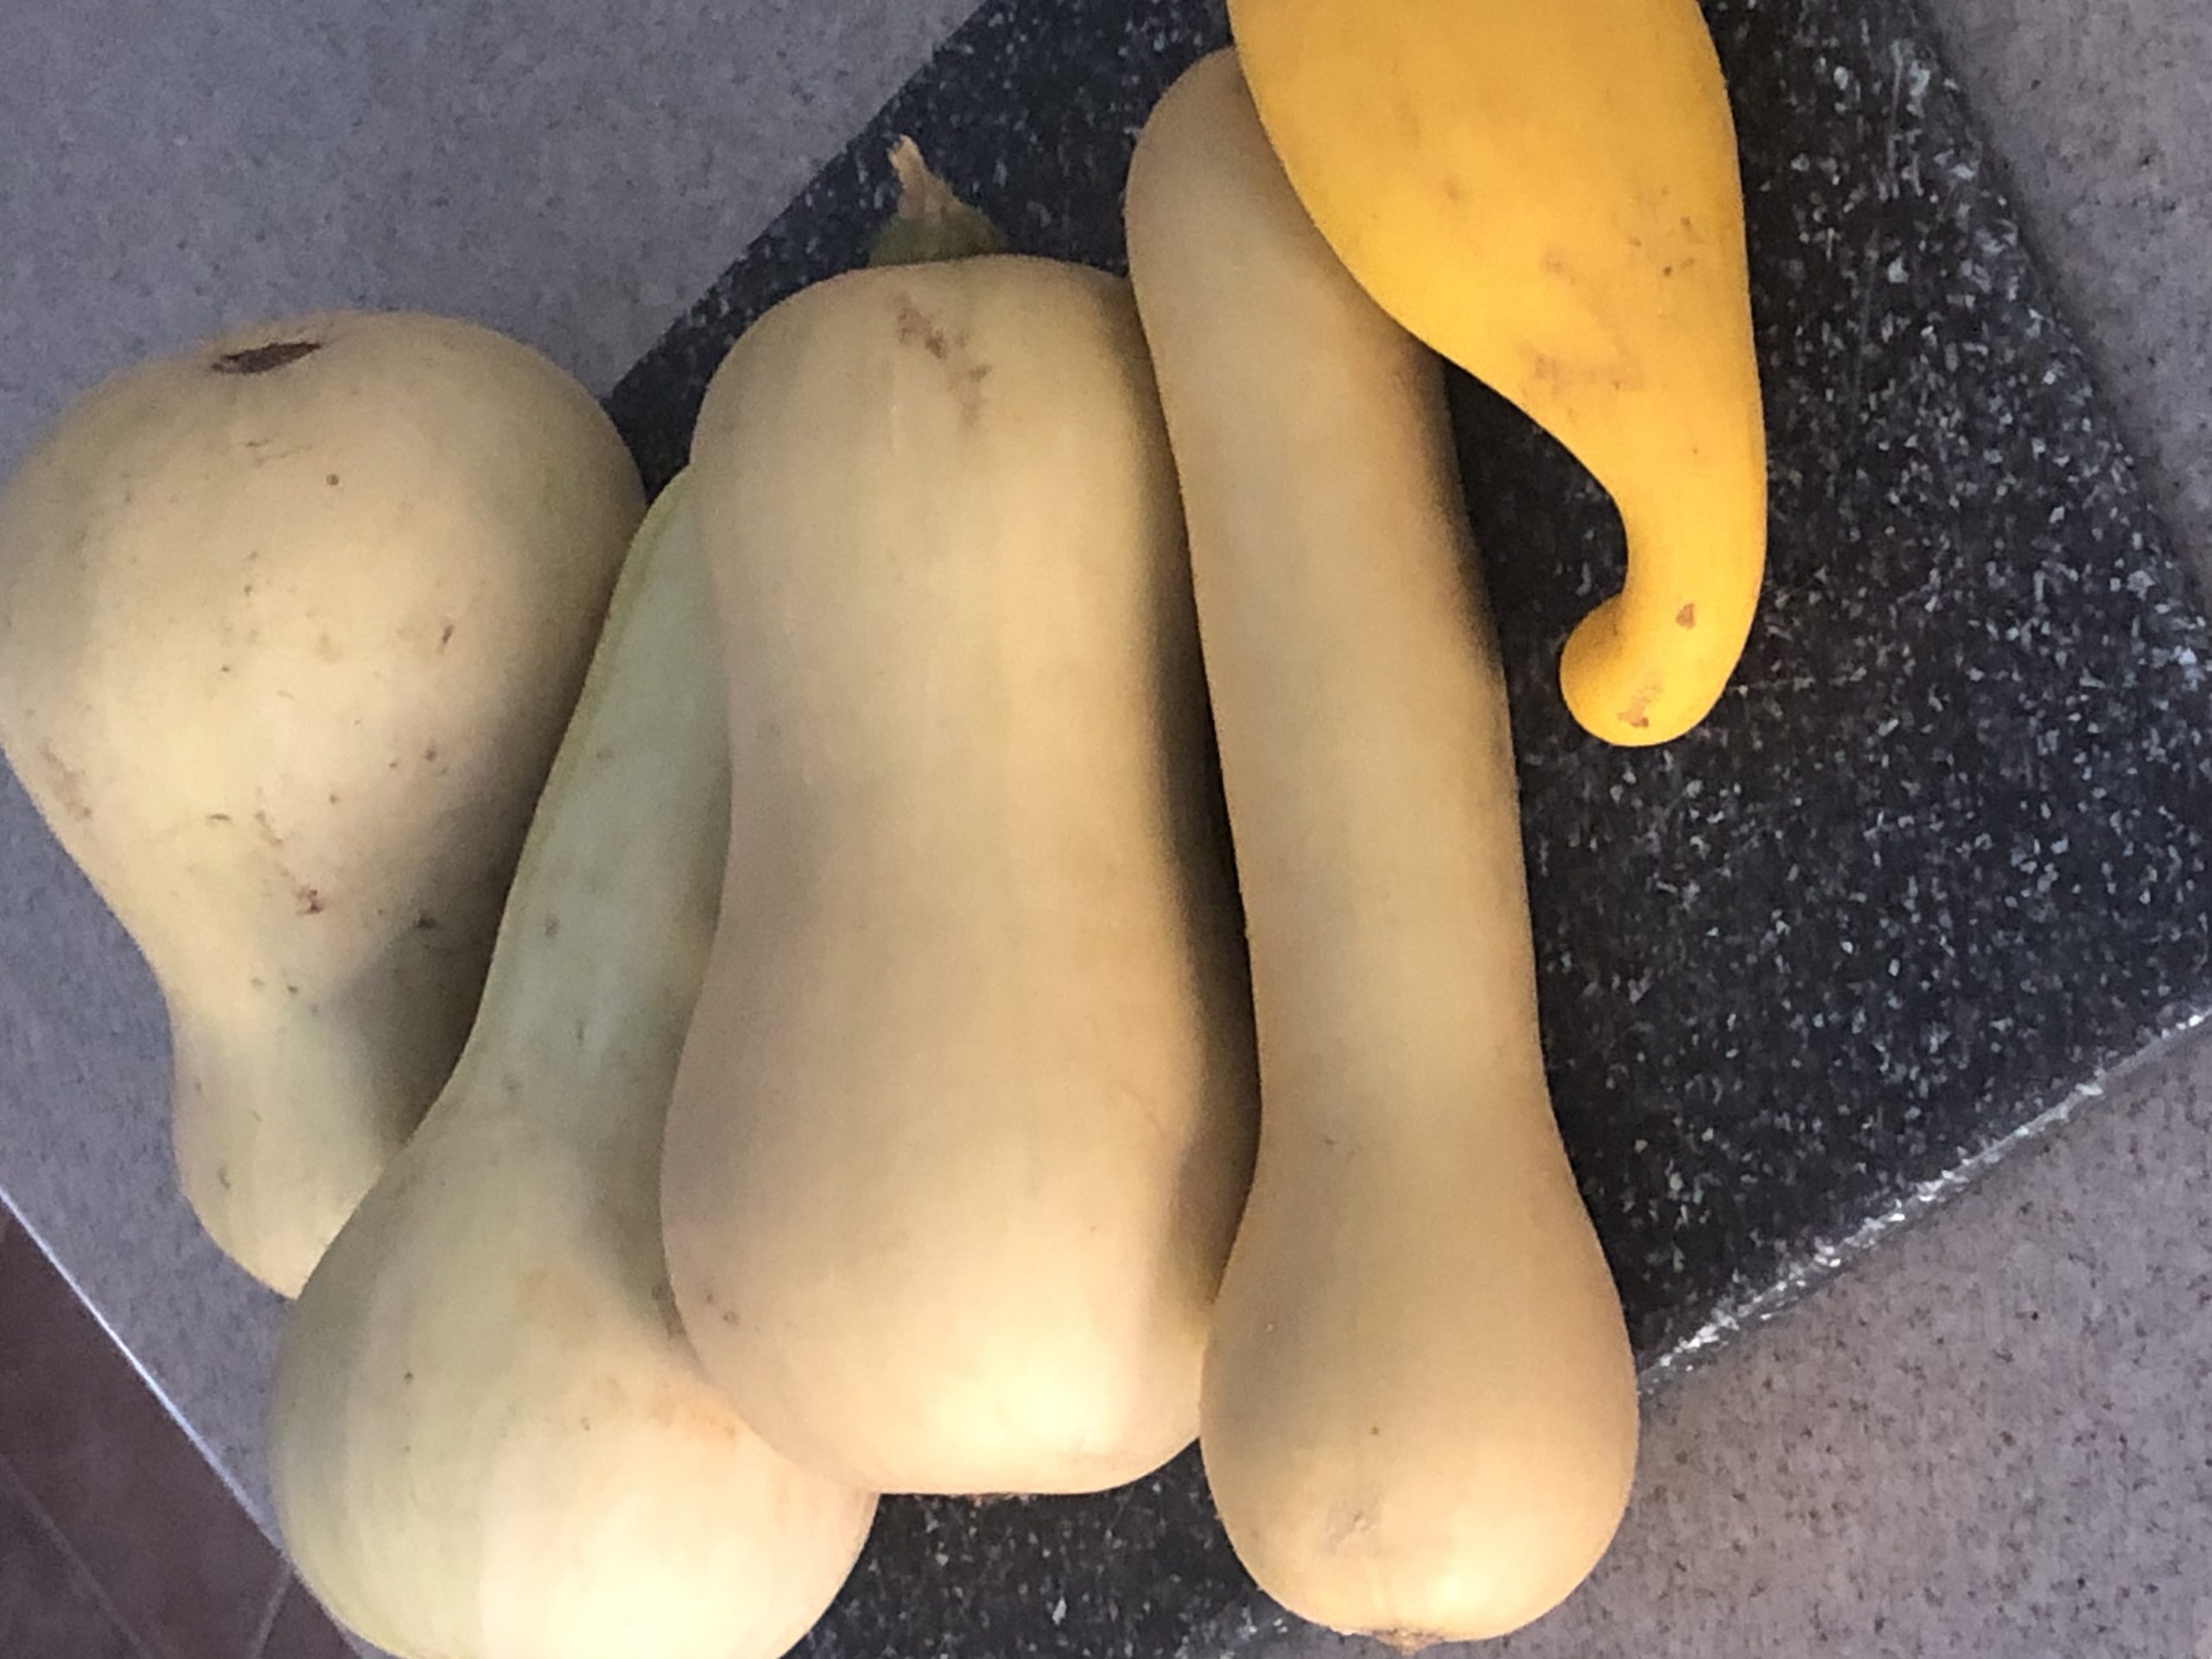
[3,0,2208,1653]
[609,0,2212,1650]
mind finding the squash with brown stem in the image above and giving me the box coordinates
[0,311,642,1294]
[662,143,1260,1498]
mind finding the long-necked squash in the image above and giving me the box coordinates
[269,476,875,1659]
[661,151,1260,1497]
[1230,0,1767,746]
[0,311,643,1294]
[1127,54,1639,1645]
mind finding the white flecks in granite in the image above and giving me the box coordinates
[1650,998,2212,1377]
[1258,1020,2212,1658]
[612,0,2212,1650]
[1459,0,2212,1371]
[1,0,2209,1655]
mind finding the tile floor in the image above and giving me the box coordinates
[0,1205,351,1659]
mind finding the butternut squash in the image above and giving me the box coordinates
[1127,54,1638,1645]
[661,150,1259,1497]
[0,311,642,1294]
[270,475,875,1659]
[1230,0,1767,746]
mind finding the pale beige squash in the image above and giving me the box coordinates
[270,477,875,1659]
[1127,54,1640,1646]
[662,164,1259,1497]
[0,311,642,1294]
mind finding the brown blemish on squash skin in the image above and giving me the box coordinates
[296,885,326,916]
[893,293,990,424]
[894,295,951,359]
[1618,689,1656,731]
[1677,602,1698,628]
[211,339,321,375]
[36,743,93,823]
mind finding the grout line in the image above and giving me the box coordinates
[244,1565,293,1659]
[0,1450,166,1659]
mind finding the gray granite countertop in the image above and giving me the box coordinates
[593,2,2212,1649]
[3,0,2209,1653]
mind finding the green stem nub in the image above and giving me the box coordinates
[868,137,1010,268]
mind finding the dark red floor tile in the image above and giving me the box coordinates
[0,1221,282,1659]
[255,1580,358,1659]
[0,1461,146,1659]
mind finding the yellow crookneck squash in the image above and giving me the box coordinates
[661,144,1260,1498]
[270,477,875,1659]
[1128,54,1638,1646]
[0,312,643,1294]
[1230,0,1768,746]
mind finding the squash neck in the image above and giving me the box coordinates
[430,473,730,1138]
[168,976,466,1294]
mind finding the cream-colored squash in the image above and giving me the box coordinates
[270,476,875,1659]
[1127,54,1639,1645]
[662,162,1259,1497]
[0,311,642,1294]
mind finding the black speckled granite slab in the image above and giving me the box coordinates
[606,0,2212,1652]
